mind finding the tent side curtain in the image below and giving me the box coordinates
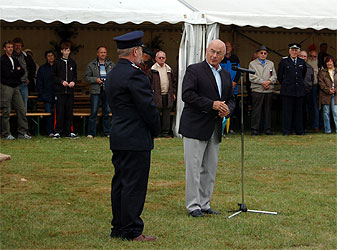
[173,23,219,137]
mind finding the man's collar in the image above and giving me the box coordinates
[206,61,222,72]
[258,58,265,63]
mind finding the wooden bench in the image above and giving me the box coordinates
[3,79,177,136]
[0,111,51,136]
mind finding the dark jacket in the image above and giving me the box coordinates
[36,62,55,103]
[51,57,77,95]
[303,63,314,94]
[105,58,160,151]
[179,60,235,142]
[318,68,337,109]
[278,56,307,97]
[0,54,25,88]
[150,63,177,109]
[85,58,115,94]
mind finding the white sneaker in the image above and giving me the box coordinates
[18,133,31,139]
[48,133,54,137]
[53,133,61,139]
[3,135,15,140]
[67,133,78,139]
[87,135,93,138]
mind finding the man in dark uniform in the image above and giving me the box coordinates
[105,31,160,241]
[277,43,307,135]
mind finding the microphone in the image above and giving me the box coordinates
[232,65,255,74]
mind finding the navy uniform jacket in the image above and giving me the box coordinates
[105,58,160,151]
[179,60,235,142]
[277,56,307,97]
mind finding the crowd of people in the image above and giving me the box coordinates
[249,42,336,135]
[1,31,336,242]
[1,36,336,139]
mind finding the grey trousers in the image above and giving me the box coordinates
[183,127,220,212]
[1,84,28,136]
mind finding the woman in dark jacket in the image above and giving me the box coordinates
[318,55,337,134]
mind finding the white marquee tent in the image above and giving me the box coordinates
[1,0,336,30]
[1,0,336,136]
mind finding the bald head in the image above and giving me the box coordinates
[206,39,226,68]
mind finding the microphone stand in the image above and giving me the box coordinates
[228,67,278,219]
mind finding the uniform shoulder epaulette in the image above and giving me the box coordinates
[282,56,288,59]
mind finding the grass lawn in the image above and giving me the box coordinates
[0,133,336,249]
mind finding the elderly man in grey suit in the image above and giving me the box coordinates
[179,39,235,217]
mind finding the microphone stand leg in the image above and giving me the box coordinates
[228,211,242,219]
[228,203,278,218]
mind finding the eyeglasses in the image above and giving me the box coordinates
[209,49,224,56]
[310,55,317,58]
[260,52,268,55]
[157,57,166,59]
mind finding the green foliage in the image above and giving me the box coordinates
[0,134,336,249]
[49,24,84,57]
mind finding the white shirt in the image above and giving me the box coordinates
[207,62,222,96]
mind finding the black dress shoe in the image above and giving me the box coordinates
[188,209,204,217]
[201,208,221,215]
[265,130,273,135]
[251,131,259,136]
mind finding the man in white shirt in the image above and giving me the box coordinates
[150,51,176,137]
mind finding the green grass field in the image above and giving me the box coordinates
[0,134,336,249]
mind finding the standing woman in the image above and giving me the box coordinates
[318,56,337,134]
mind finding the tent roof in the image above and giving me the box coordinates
[184,0,337,30]
[1,0,336,30]
[0,0,205,24]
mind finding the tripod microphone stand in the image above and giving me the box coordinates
[228,66,278,219]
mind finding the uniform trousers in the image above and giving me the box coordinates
[251,92,272,132]
[110,150,151,240]
[0,84,28,136]
[282,95,304,135]
[184,126,220,213]
[55,94,73,135]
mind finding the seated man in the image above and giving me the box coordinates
[1,40,31,140]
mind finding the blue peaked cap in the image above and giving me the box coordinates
[113,31,144,49]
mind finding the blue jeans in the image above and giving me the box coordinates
[19,83,28,112]
[44,102,55,135]
[88,92,111,136]
[322,96,337,133]
[312,85,319,129]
